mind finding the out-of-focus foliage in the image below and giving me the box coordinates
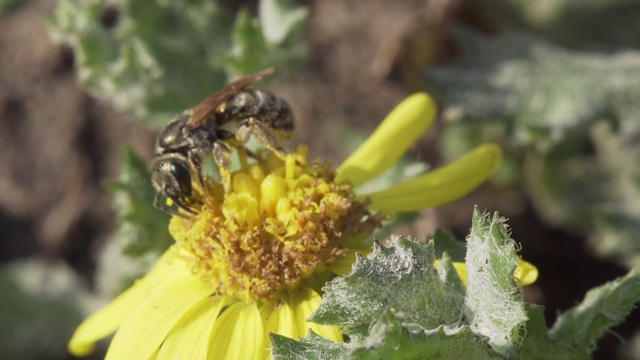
[0,260,84,360]
[109,147,172,257]
[426,27,640,268]
[272,210,640,359]
[472,0,640,49]
[0,0,21,14]
[49,0,308,125]
[0,246,157,360]
[427,28,640,148]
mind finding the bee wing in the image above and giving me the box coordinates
[187,68,275,130]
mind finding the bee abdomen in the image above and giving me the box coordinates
[221,90,295,134]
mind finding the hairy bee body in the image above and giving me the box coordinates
[216,89,294,139]
[150,68,295,216]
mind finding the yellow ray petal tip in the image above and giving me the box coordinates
[336,92,437,186]
[516,259,539,286]
[68,338,94,357]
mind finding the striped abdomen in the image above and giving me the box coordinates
[216,89,294,139]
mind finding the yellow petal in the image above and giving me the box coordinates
[292,288,343,342]
[105,275,215,360]
[209,302,265,360]
[336,93,437,186]
[436,259,538,287]
[450,262,469,287]
[155,296,232,360]
[329,250,358,276]
[68,248,191,356]
[515,258,539,286]
[362,144,502,212]
[264,296,297,355]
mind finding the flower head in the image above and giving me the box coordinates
[170,147,381,303]
[69,93,507,359]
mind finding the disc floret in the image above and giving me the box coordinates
[169,147,382,302]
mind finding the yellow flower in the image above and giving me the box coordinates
[68,93,508,359]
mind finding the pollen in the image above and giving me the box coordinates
[168,147,381,302]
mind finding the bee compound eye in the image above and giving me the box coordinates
[169,161,192,193]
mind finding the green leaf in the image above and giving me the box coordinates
[281,244,501,359]
[274,306,499,360]
[431,229,466,262]
[303,211,533,359]
[464,208,528,359]
[549,269,640,352]
[271,331,351,360]
[437,253,466,296]
[282,210,640,358]
[520,305,587,360]
[311,237,465,338]
[350,312,498,360]
[109,147,172,257]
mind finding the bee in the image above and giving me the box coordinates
[150,68,294,216]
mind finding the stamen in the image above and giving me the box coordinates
[168,147,381,302]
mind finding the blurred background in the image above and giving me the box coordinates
[1,0,639,358]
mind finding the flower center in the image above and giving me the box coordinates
[168,147,380,302]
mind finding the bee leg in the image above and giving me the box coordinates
[153,192,193,219]
[236,117,288,160]
[236,146,250,168]
[212,140,232,193]
[218,131,260,163]
[187,151,210,199]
